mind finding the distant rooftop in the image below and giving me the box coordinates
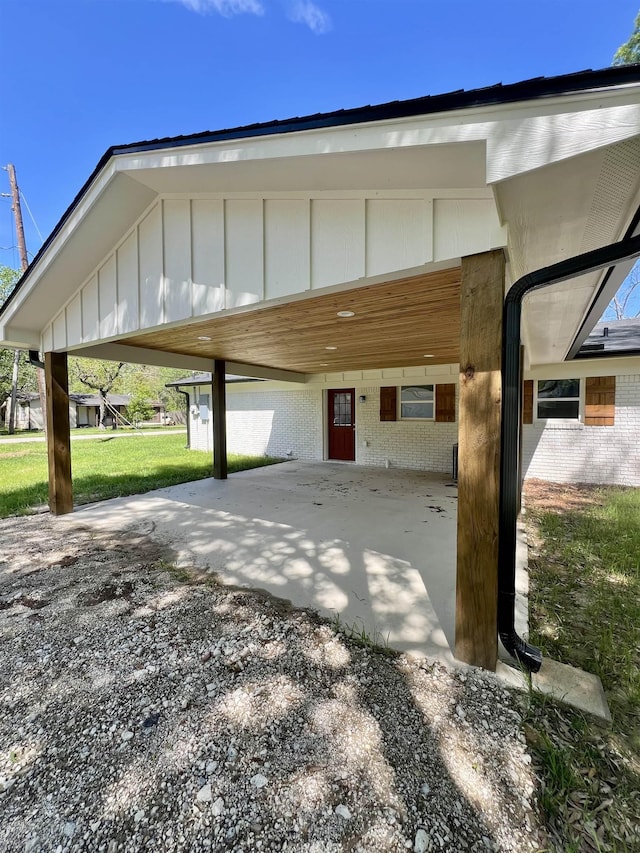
[166,373,260,387]
[577,318,640,357]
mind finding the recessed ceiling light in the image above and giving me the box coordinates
[197,335,212,341]
[325,346,338,350]
[336,310,355,318]
[423,354,434,358]
[320,363,329,367]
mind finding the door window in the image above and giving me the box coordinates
[332,392,352,426]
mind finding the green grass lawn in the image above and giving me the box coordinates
[0,434,282,518]
[0,425,184,438]
[525,484,640,852]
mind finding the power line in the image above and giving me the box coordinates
[19,190,44,245]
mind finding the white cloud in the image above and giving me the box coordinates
[173,0,265,16]
[160,0,332,33]
[288,0,332,34]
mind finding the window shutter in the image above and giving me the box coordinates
[380,387,397,421]
[435,384,456,422]
[522,380,533,424]
[585,376,615,426]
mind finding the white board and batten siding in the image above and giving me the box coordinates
[43,192,505,352]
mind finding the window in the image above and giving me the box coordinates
[332,391,353,426]
[400,385,434,419]
[536,379,580,420]
[199,392,210,422]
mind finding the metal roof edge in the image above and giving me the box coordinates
[110,65,640,158]
[574,347,640,359]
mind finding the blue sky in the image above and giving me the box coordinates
[1,0,638,282]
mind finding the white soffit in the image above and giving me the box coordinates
[122,144,488,194]
[512,136,640,365]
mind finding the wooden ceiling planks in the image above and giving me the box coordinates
[123,267,462,373]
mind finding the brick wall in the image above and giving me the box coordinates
[227,389,323,460]
[523,374,640,486]
[188,378,459,474]
[188,385,323,461]
[355,386,458,473]
[187,368,640,485]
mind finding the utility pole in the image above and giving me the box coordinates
[5,165,47,437]
[7,165,29,269]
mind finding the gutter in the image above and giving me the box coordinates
[28,350,44,370]
[172,387,190,450]
[499,232,640,672]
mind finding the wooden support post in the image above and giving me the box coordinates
[45,352,73,515]
[455,250,505,670]
[212,359,227,480]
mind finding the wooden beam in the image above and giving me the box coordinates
[212,359,227,480]
[455,250,505,670]
[45,351,73,515]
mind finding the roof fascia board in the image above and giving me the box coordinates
[63,343,307,382]
[0,325,40,350]
[66,343,215,372]
[526,354,640,376]
[114,89,640,186]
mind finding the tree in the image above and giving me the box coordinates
[613,11,640,65]
[125,394,154,427]
[0,267,37,432]
[0,266,20,306]
[69,357,126,428]
[119,363,187,415]
[603,262,640,320]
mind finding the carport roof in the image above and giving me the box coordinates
[3,64,640,319]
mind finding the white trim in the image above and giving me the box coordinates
[399,383,436,421]
[533,377,583,425]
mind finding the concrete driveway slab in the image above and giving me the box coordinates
[59,462,461,664]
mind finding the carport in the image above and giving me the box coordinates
[2,67,640,675]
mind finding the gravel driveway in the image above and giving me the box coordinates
[0,514,546,852]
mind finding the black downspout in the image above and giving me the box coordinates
[29,350,44,369]
[499,233,640,672]
[173,387,190,450]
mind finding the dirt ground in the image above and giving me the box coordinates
[523,478,605,514]
[0,510,546,853]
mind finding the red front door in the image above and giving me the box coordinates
[328,389,355,461]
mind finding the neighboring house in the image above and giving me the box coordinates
[172,324,640,488]
[1,65,639,672]
[3,392,166,430]
[1,392,42,431]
